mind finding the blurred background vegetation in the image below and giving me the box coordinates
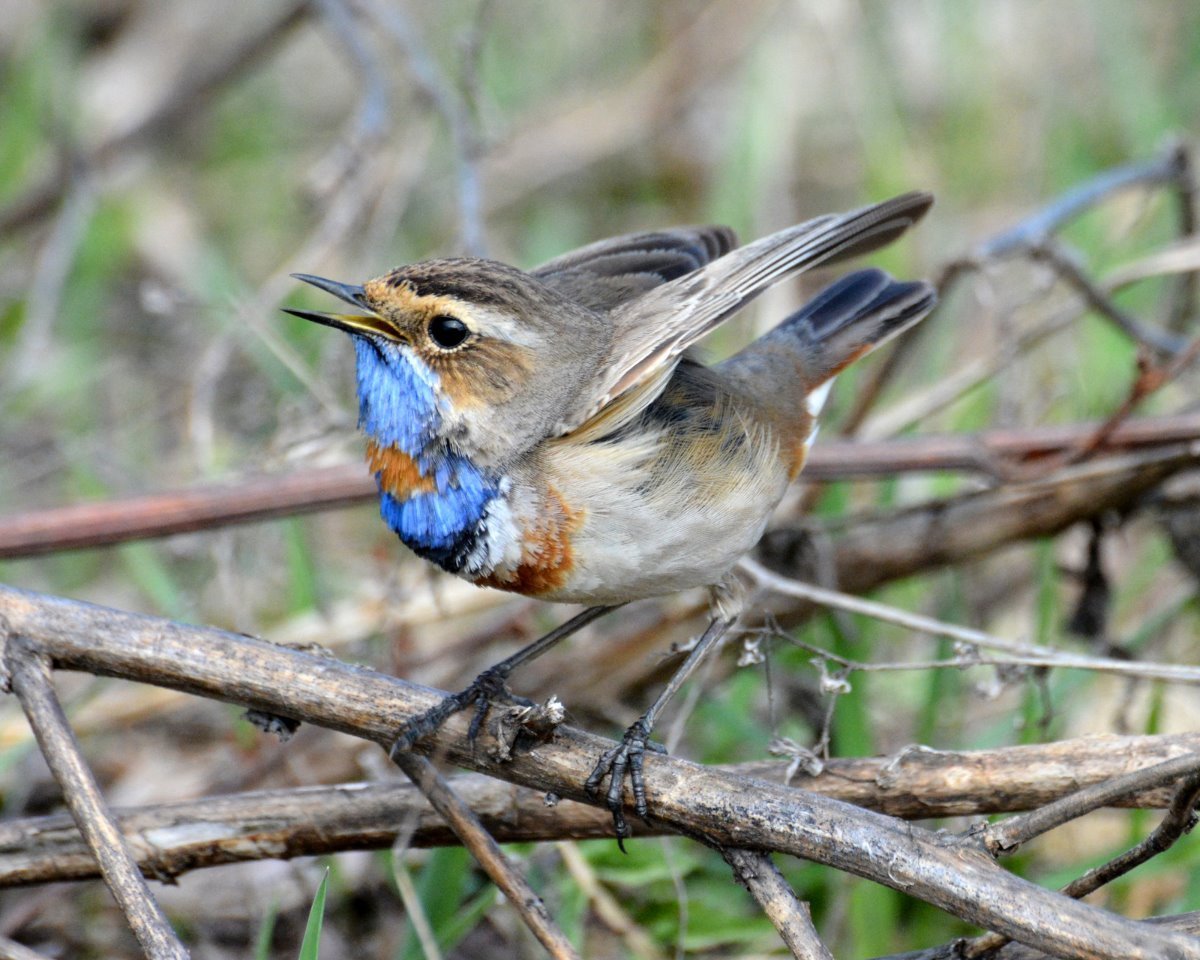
[1,1,1199,957]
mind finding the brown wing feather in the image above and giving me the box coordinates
[533,226,738,311]
[556,192,933,434]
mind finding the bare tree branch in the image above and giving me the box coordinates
[763,440,1199,600]
[874,913,1200,960]
[720,847,833,960]
[980,753,1200,857]
[978,147,1189,260]
[963,770,1200,958]
[3,734,1199,887]
[0,935,56,960]
[392,752,579,960]
[1063,769,1200,899]
[742,557,1200,686]
[4,641,187,959]
[1,585,1199,959]
[2,415,1197,560]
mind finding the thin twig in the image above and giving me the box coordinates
[1064,768,1200,897]
[856,297,1080,441]
[1165,140,1198,334]
[4,641,187,960]
[391,752,579,960]
[858,147,1198,443]
[0,935,56,960]
[962,768,1200,958]
[1058,329,1200,466]
[846,147,1195,441]
[1028,240,1186,356]
[771,599,1184,682]
[978,147,1187,259]
[360,0,489,255]
[979,754,1200,857]
[720,847,833,960]
[741,558,1200,686]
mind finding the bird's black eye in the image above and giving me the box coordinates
[428,315,470,350]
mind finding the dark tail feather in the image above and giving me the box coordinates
[785,268,937,384]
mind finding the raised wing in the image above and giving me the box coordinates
[557,192,933,434]
[533,225,737,311]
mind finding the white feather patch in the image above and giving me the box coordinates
[804,378,834,419]
[462,478,524,576]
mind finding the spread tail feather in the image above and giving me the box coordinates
[784,268,937,385]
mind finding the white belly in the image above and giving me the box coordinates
[522,422,789,604]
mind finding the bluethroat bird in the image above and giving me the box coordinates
[285,192,936,842]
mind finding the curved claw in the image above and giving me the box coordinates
[390,692,469,759]
[466,691,494,741]
[585,718,657,849]
[389,667,522,761]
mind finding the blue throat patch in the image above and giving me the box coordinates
[353,338,499,572]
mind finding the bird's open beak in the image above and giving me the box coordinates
[283,273,399,340]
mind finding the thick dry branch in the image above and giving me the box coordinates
[1,587,1198,960]
[2,734,1199,887]
[876,913,1200,960]
[5,641,186,960]
[765,441,1200,598]
[1,415,1196,560]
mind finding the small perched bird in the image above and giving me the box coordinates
[286,192,936,840]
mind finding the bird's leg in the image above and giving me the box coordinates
[586,579,745,848]
[390,605,616,760]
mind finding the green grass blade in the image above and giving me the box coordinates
[254,900,279,960]
[298,868,330,960]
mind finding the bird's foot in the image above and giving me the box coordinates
[389,666,529,761]
[584,717,667,851]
